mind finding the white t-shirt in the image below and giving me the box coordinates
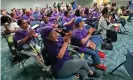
[1,22,19,34]
[98,16,112,38]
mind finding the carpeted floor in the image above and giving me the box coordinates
[1,21,133,80]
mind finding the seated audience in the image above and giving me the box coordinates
[118,6,132,22]
[40,15,58,30]
[22,11,34,23]
[62,10,75,31]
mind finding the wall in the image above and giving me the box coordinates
[112,0,130,7]
[1,0,94,12]
[78,0,93,6]
[1,0,130,12]
[1,0,72,12]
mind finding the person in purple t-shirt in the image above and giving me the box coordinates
[40,15,58,28]
[14,19,38,50]
[15,9,22,19]
[22,11,34,23]
[41,27,100,80]
[30,8,33,14]
[52,8,59,18]
[62,10,75,31]
[72,17,107,70]
[92,8,101,20]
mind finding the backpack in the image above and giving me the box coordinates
[106,30,117,42]
[101,38,113,50]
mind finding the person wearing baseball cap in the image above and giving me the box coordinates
[72,17,107,70]
[41,27,100,79]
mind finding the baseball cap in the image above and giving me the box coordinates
[75,17,83,25]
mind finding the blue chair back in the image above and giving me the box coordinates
[30,21,41,27]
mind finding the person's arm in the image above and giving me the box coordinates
[18,35,30,44]
[4,23,12,34]
[63,18,74,26]
[18,13,22,18]
[49,16,57,21]
[51,23,58,28]
[56,32,72,59]
[56,42,69,58]
[81,34,91,45]
[9,28,18,33]
[10,23,20,33]
[100,18,110,30]
[81,28,94,45]
[18,30,34,44]
[4,23,18,34]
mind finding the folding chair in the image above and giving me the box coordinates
[110,48,133,79]
[2,34,15,55]
[2,34,30,73]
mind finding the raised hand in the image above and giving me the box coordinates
[89,41,96,50]
[28,29,34,37]
[88,27,95,35]
[64,31,72,43]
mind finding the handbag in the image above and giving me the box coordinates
[110,24,120,32]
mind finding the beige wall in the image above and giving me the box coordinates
[1,0,130,12]
[112,0,130,7]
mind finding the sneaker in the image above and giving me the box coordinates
[11,57,19,64]
[75,74,80,79]
[128,20,132,22]
[98,51,106,58]
[95,64,107,70]
[118,31,128,35]
[88,71,100,78]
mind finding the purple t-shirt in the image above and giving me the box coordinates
[37,21,54,32]
[14,28,32,46]
[62,16,74,31]
[43,36,71,73]
[52,11,59,17]
[92,11,100,19]
[16,12,22,19]
[72,27,89,53]
[59,12,64,17]
[22,14,30,21]
[70,13,75,18]
[40,21,53,28]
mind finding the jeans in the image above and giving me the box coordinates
[85,48,100,65]
[119,18,126,27]
[83,35,102,65]
[56,59,90,80]
[21,41,36,51]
